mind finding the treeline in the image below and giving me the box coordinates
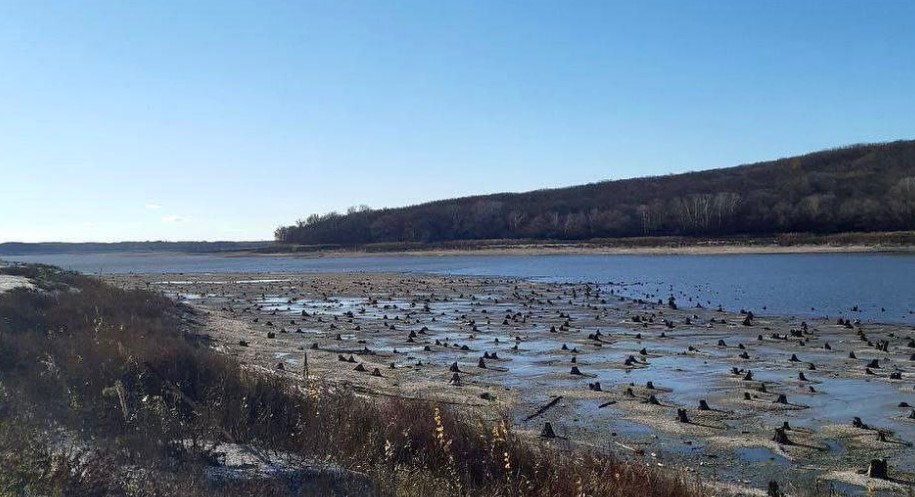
[0,240,273,255]
[276,140,915,245]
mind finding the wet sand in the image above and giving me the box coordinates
[105,271,915,495]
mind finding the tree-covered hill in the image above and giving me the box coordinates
[276,140,915,246]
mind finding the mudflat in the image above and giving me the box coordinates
[105,271,915,495]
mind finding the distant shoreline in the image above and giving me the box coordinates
[229,244,912,258]
[240,232,915,258]
[4,232,915,258]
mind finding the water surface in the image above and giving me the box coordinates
[4,252,914,324]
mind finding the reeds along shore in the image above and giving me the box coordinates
[0,264,698,497]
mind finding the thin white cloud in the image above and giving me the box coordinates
[161,215,186,223]
[145,203,161,210]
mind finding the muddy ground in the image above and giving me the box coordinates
[104,271,915,496]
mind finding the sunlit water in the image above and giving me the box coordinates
[4,252,914,324]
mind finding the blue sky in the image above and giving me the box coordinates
[2,1,914,242]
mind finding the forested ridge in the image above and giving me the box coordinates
[276,140,915,246]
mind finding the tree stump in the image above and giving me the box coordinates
[676,408,690,423]
[767,481,781,497]
[772,427,792,445]
[867,459,888,479]
[540,422,557,438]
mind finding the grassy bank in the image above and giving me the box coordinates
[0,264,700,497]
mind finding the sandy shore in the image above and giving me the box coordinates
[105,271,915,495]
[0,274,35,293]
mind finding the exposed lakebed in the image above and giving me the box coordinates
[99,268,915,496]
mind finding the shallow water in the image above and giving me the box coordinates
[4,252,915,324]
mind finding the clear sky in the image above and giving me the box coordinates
[2,1,914,242]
